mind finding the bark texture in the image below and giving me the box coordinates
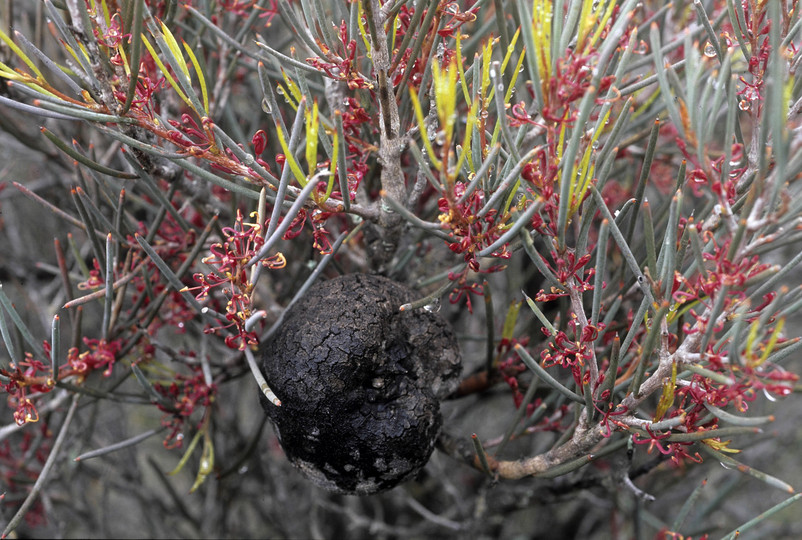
[261,274,461,494]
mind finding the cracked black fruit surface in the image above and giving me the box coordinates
[260,273,462,495]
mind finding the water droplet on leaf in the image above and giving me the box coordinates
[703,41,717,58]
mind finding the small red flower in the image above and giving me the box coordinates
[186,210,285,350]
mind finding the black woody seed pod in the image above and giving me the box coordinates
[260,273,461,495]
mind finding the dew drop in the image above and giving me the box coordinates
[634,40,648,55]
[738,99,751,111]
[743,86,760,101]
[719,461,736,470]
[261,98,272,115]
[703,41,717,58]
[424,298,441,313]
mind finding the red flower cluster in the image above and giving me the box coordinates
[166,114,217,156]
[307,22,372,90]
[438,182,511,272]
[673,235,773,332]
[447,271,485,313]
[0,336,127,427]
[0,344,52,426]
[539,318,604,387]
[154,369,216,449]
[542,48,615,124]
[496,334,531,410]
[535,249,595,302]
[281,208,334,255]
[67,338,123,378]
[188,210,285,350]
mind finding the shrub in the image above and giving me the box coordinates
[1,0,802,537]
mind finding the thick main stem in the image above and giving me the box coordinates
[362,0,407,271]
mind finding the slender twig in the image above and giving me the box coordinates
[2,394,80,537]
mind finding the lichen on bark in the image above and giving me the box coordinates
[261,273,461,494]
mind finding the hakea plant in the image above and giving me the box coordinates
[0,0,801,537]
